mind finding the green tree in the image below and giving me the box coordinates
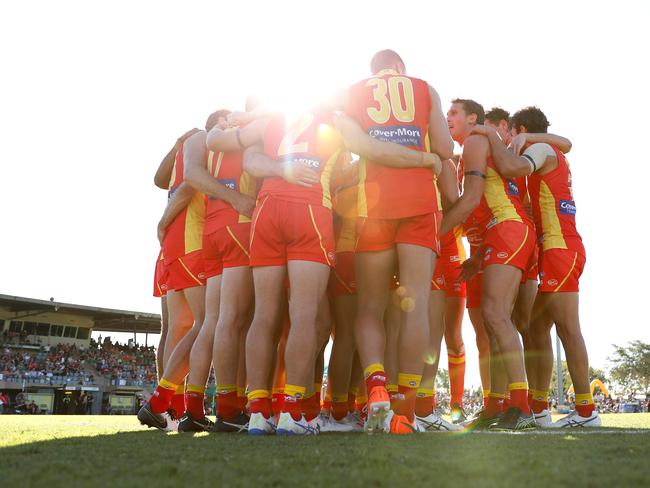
[608,340,650,393]
[589,367,608,384]
[436,368,449,393]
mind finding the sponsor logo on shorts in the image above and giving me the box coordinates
[559,199,576,216]
[367,125,423,147]
[198,272,206,280]
[486,217,498,230]
[450,255,461,263]
[483,247,492,261]
[497,251,509,259]
[547,279,558,286]
[435,277,444,285]
[507,179,520,196]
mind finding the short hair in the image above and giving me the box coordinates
[205,109,231,131]
[452,98,485,124]
[510,106,549,133]
[485,107,510,125]
[370,49,405,74]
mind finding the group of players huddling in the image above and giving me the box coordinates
[137,49,599,435]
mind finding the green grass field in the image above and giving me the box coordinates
[1,414,649,487]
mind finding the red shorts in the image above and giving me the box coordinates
[250,197,335,267]
[432,253,466,298]
[355,212,441,255]
[153,251,169,298]
[538,248,585,293]
[526,245,539,282]
[466,273,482,309]
[203,223,251,278]
[482,221,536,274]
[166,250,206,291]
[329,251,356,295]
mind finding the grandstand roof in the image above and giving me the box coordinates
[0,294,161,334]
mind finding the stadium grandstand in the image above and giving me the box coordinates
[0,294,161,415]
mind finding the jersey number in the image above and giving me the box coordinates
[277,113,313,156]
[366,77,415,124]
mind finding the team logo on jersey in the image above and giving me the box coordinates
[367,125,423,147]
[497,251,509,259]
[547,279,558,286]
[559,200,576,216]
[507,179,520,196]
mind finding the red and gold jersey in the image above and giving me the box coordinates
[465,156,531,237]
[162,144,206,264]
[204,148,258,235]
[527,146,583,252]
[259,112,343,208]
[348,69,440,219]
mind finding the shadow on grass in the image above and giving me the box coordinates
[1,428,649,487]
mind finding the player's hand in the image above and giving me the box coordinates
[177,128,201,144]
[231,193,256,218]
[227,111,253,128]
[509,134,528,156]
[282,161,320,187]
[422,153,443,175]
[157,222,167,246]
[458,256,481,282]
[469,125,491,137]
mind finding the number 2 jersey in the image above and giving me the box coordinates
[348,69,441,220]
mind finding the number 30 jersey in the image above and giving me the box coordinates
[348,69,440,220]
[260,112,343,209]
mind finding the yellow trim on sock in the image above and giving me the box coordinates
[386,383,398,393]
[363,363,385,379]
[248,389,271,400]
[216,384,237,394]
[530,389,549,401]
[575,393,594,406]
[237,387,246,397]
[332,393,348,403]
[272,387,284,395]
[448,354,466,365]
[416,387,435,398]
[398,373,422,389]
[186,384,206,394]
[489,392,507,399]
[284,384,306,399]
[483,389,490,399]
[355,394,368,405]
[159,378,180,391]
[508,382,528,391]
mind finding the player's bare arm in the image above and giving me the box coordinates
[332,112,442,174]
[438,159,460,210]
[242,146,320,188]
[510,132,572,156]
[470,125,535,178]
[183,131,256,218]
[156,182,196,244]
[439,135,488,235]
[154,128,200,188]
[427,85,455,161]
[205,118,268,153]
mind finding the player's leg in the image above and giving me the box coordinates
[384,289,400,407]
[513,278,538,384]
[305,297,331,424]
[328,293,357,421]
[162,290,194,367]
[526,294,554,426]
[445,295,466,421]
[156,295,169,379]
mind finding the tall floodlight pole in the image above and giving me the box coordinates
[556,330,564,407]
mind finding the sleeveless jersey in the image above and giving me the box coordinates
[162,144,206,263]
[260,112,343,208]
[348,69,440,219]
[527,146,583,252]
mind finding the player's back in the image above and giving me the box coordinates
[348,70,437,219]
[527,146,582,252]
[260,112,343,209]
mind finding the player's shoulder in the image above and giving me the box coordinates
[464,134,490,152]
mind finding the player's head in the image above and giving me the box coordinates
[205,109,231,131]
[370,49,406,75]
[510,106,549,137]
[485,107,512,145]
[447,99,485,143]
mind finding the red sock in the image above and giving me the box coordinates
[149,385,176,414]
[485,395,505,416]
[448,353,466,407]
[504,395,511,410]
[217,391,240,421]
[415,395,434,418]
[271,391,284,416]
[576,403,595,417]
[170,394,185,417]
[509,388,531,414]
[302,394,320,422]
[395,385,417,422]
[365,371,387,392]
[531,398,549,414]
[283,395,303,421]
[250,397,271,418]
[185,391,205,419]
[238,396,248,412]
[331,402,348,421]
[347,392,356,413]
[389,389,400,410]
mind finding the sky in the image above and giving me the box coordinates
[1,0,649,388]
